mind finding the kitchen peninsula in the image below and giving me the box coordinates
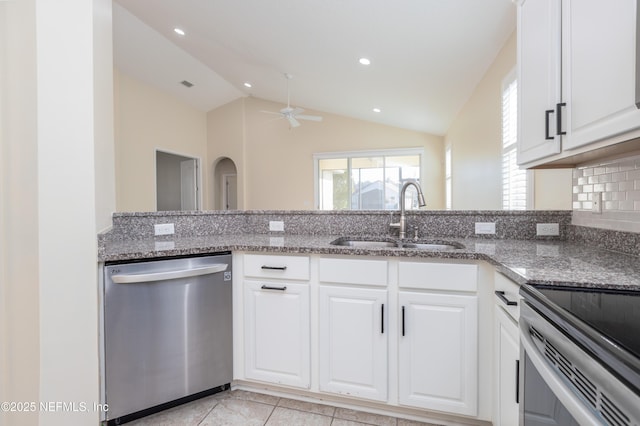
[99,210,640,290]
[97,209,640,425]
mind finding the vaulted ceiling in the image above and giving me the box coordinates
[113,0,516,135]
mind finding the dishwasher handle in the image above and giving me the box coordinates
[111,263,228,284]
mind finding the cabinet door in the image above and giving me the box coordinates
[319,286,388,401]
[244,280,310,388]
[562,0,640,150]
[398,291,478,416]
[494,305,520,426]
[517,0,562,165]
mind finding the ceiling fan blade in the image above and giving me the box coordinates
[296,114,323,122]
[291,107,305,115]
[287,116,301,127]
[261,110,283,116]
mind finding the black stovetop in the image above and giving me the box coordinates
[535,286,640,359]
[521,284,640,395]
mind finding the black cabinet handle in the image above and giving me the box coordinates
[516,359,520,404]
[401,306,406,337]
[381,304,385,334]
[556,103,566,135]
[261,265,287,271]
[495,291,518,306]
[261,284,287,291]
[545,109,555,140]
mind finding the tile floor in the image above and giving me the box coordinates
[126,389,441,426]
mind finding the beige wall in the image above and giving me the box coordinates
[118,31,572,213]
[1,2,40,423]
[534,169,572,210]
[114,69,208,211]
[1,0,114,424]
[445,31,572,210]
[207,97,444,210]
[207,98,246,209]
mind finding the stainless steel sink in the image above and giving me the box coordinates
[330,237,464,250]
[330,237,399,248]
[401,240,464,250]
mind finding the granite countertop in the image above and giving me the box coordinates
[99,234,640,292]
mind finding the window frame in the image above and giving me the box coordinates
[445,145,452,210]
[501,68,534,210]
[313,147,425,210]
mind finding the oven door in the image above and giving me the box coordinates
[519,301,638,426]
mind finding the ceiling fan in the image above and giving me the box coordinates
[262,73,323,128]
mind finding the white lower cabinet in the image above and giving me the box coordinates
[493,272,521,425]
[494,305,520,426]
[319,285,388,401]
[398,291,478,417]
[236,253,489,422]
[243,280,310,388]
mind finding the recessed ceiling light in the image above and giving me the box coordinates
[174,28,185,36]
[243,82,253,88]
[359,58,371,66]
[373,108,381,113]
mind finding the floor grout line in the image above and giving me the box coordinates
[130,389,436,426]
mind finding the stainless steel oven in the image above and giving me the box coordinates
[519,285,640,426]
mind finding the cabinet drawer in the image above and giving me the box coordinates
[398,262,477,292]
[243,254,310,281]
[319,258,387,286]
[494,272,520,322]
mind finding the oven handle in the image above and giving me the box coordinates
[519,320,602,426]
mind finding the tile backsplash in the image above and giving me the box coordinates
[573,153,640,232]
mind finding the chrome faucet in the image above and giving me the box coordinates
[390,180,426,239]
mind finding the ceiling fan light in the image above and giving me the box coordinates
[373,108,381,113]
[359,57,371,66]
[173,28,185,36]
[243,82,252,88]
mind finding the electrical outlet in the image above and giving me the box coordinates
[154,223,175,236]
[269,220,284,232]
[536,223,559,236]
[475,222,496,235]
[592,192,602,214]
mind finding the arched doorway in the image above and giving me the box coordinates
[213,157,238,210]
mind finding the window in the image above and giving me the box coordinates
[502,69,528,210]
[445,146,452,210]
[314,148,423,210]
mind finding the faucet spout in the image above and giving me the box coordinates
[394,179,426,239]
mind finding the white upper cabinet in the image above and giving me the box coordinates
[517,0,640,166]
[562,0,640,150]
[517,0,562,165]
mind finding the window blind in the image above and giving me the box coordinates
[502,72,527,210]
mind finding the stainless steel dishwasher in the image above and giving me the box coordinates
[102,253,232,425]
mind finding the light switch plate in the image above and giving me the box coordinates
[475,222,496,234]
[154,223,175,236]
